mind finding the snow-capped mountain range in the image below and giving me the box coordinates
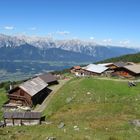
[0,34,138,62]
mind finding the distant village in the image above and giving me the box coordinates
[70,62,140,79]
[1,61,140,127]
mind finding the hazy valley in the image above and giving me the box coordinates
[0,34,139,81]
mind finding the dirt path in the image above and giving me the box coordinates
[34,78,70,112]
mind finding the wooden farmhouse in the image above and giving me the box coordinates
[6,77,52,107]
[113,64,140,78]
[82,64,109,76]
[70,66,82,73]
[70,66,85,76]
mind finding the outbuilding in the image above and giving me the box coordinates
[3,111,42,126]
[38,73,58,85]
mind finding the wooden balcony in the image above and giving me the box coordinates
[8,94,32,107]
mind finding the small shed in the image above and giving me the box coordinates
[3,112,41,126]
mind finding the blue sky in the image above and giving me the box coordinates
[0,0,140,47]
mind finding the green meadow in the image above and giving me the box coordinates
[0,88,7,120]
[1,77,140,140]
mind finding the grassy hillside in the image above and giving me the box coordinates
[0,88,7,120]
[1,77,140,139]
[99,52,140,63]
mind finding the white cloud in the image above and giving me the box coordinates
[56,31,70,36]
[119,40,130,46]
[29,27,37,31]
[4,26,14,30]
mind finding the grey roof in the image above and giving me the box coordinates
[3,112,41,119]
[124,64,140,74]
[19,77,48,96]
[113,62,127,67]
[38,73,57,84]
[83,64,108,74]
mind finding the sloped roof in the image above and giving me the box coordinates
[83,64,108,74]
[113,62,127,67]
[3,112,41,119]
[73,66,81,69]
[38,73,57,84]
[19,77,48,96]
[124,64,140,74]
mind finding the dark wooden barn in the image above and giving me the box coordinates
[6,77,52,107]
